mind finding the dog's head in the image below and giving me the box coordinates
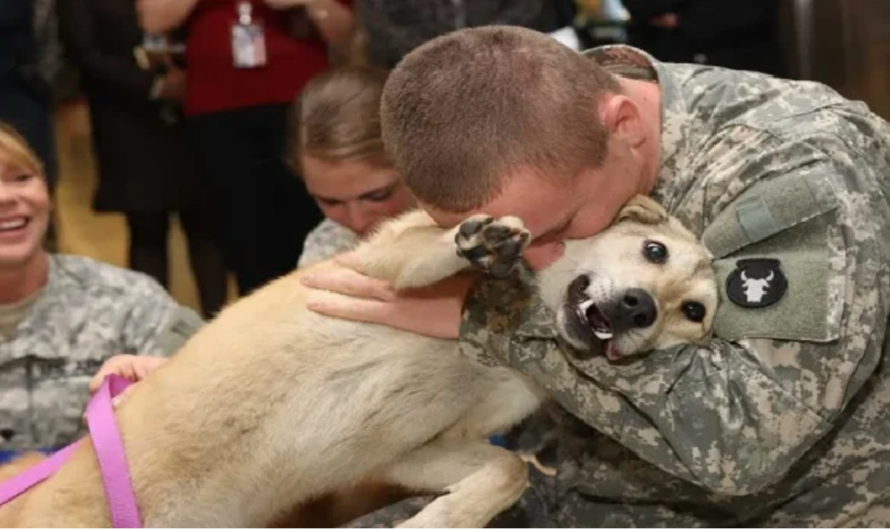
[537,195,718,361]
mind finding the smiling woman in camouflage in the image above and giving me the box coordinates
[0,123,201,456]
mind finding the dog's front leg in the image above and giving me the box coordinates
[381,442,529,529]
[355,210,531,290]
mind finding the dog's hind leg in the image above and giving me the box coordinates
[381,442,529,528]
[375,372,544,528]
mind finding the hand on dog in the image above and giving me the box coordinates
[86,355,168,415]
[301,252,472,339]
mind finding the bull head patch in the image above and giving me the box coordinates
[726,258,787,309]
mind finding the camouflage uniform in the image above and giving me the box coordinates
[350,45,890,527]
[0,254,203,452]
[297,218,359,268]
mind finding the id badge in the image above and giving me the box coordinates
[231,22,267,68]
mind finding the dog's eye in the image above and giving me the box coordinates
[642,240,668,264]
[682,301,706,323]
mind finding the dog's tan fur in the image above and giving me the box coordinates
[0,195,716,528]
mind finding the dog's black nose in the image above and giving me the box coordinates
[610,288,657,330]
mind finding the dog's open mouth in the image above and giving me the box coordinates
[575,299,613,341]
[565,276,621,360]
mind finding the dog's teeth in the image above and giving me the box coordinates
[578,299,594,312]
[593,329,613,340]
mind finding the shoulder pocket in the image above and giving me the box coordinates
[702,171,843,343]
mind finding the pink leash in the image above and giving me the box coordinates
[0,375,142,527]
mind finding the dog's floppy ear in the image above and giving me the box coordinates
[614,195,668,226]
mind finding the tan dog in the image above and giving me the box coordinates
[0,195,716,528]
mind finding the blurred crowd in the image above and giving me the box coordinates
[1,0,786,308]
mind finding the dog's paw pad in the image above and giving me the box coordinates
[458,215,493,238]
[455,215,530,278]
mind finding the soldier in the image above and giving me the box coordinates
[302,26,890,526]
[0,123,202,454]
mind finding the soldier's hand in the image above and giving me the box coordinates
[301,252,472,339]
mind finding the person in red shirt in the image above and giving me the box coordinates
[137,0,354,296]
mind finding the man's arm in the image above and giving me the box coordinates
[306,0,355,49]
[463,136,890,496]
[136,0,201,33]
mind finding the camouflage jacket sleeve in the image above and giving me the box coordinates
[461,132,890,496]
[119,275,205,356]
[297,218,360,269]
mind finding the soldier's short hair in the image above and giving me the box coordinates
[380,25,621,213]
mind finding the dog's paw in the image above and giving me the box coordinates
[455,215,530,278]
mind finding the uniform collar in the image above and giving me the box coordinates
[15,255,69,335]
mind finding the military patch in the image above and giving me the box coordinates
[725,258,787,308]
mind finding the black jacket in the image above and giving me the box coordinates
[0,0,34,83]
[56,0,203,213]
[622,0,786,77]
[359,0,561,68]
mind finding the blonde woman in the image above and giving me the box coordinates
[0,123,200,457]
[291,65,510,449]
[293,65,416,268]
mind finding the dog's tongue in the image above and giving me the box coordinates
[605,342,622,361]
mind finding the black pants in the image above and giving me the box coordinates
[125,207,228,320]
[189,103,321,295]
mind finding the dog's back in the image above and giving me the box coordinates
[1,211,536,527]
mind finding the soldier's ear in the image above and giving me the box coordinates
[615,195,668,226]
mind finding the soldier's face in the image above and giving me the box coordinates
[0,156,50,270]
[425,162,645,271]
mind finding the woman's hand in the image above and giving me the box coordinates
[158,68,186,101]
[301,253,475,340]
[87,354,168,410]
